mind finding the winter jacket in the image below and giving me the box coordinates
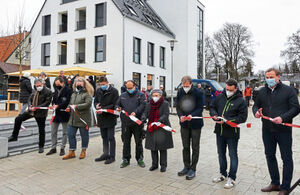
[68,89,93,128]
[252,82,300,133]
[19,77,32,103]
[116,90,146,126]
[142,100,173,151]
[210,90,248,139]
[94,85,119,128]
[176,86,204,129]
[52,86,72,123]
[28,87,52,118]
[244,87,252,97]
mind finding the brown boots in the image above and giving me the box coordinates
[79,149,86,159]
[62,150,75,160]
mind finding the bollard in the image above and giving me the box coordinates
[0,137,8,158]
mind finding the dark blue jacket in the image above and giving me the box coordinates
[176,86,204,129]
[52,86,72,123]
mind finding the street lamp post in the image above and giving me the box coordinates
[168,39,177,114]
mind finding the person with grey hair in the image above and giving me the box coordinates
[8,78,52,153]
[142,89,173,172]
[40,72,51,89]
[19,72,32,114]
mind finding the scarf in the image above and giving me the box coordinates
[148,97,164,133]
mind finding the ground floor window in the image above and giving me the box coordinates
[159,76,166,89]
[132,72,141,89]
[147,74,154,86]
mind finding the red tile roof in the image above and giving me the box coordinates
[0,62,30,74]
[0,32,29,62]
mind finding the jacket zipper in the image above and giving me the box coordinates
[220,96,234,136]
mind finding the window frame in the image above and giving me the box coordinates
[42,15,51,36]
[95,2,107,27]
[133,37,141,64]
[159,46,165,69]
[147,42,154,66]
[41,43,50,66]
[95,35,106,62]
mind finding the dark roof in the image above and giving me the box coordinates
[0,62,30,74]
[111,0,175,38]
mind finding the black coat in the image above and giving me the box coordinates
[176,86,204,129]
[94,85,119,128]
[28,87,52,118]
[253,82,300,132]
[52,86,72,123]
[142,100,173,151]
[116,90,146,126]
[19,77,32,103]
[44,78,51,90]
[210,90,248,139]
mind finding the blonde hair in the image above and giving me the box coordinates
[73,77,94,96]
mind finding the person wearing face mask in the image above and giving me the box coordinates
[39,72,51,90]
[253,68,300,195]
[209,79,248,189]
[8,79,52,153]
[141,89,173,172]
[176,76,204,180]
[94,77,119,164]
[46,77,72,156]
[116,80,146,168]
[62,77,94,160]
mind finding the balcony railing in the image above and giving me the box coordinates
[76,52,85,63]
[59,54,67,65]
[59,23,68,33]
[77,20,86,30]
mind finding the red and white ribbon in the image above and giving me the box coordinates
[121,110,143,125]
[96,109,120,116]
[189,116,252,128]
[70,105,89,130]
[96,109,143,126]
[261,114,300,128]
[150,122,176,133]
[49,108,56,125]
[32,107,52,110]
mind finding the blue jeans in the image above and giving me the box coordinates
[68,125,89,151]
[216,134,239,180]
[262,129,293,190]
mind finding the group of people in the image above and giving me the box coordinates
[6,67,300,195]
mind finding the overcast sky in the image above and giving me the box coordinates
[0,0,299,72]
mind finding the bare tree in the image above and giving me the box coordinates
[281,29,300,65]
[213,23,255,81]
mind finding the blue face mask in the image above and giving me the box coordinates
[100,85,107,91]
[127,89,135,94]
[266,78,276,88]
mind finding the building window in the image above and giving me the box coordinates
[95,35,106,62]
[75,39,85,64]
[41,43,50,66]
[58,41,67,65]
[62,0,77,4]
[95,3,107,27]
[132,72,141,89]
[160,46,165,69]
[58,12,68,33]
[147,42,154,66]
[159,76,166,89]
[42,15,51,36]
[125,4,137,16]
[197,7,204,78]
[147,74,154,86]
[133,37,141,64]
[76,8,86,30]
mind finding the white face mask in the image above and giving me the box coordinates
[152,97,160,103]
[36,86,43,92]
[183,87,191,93]
[226,90,234,98]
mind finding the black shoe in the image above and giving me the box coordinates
[104,157,115,164]
[160,167,166,172]
[59,149,65,156]
[186,169,196,180]
[39,148,44,154]
[8,136,17,142]
[46,148,57,156]
[149,166,158,171]
[95,154,109,162]
[178,168,189,176]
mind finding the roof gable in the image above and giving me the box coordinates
[0,33,28,62]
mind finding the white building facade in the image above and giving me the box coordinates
[30,0,204,92]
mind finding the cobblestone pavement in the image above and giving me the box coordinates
[0,108,299,195]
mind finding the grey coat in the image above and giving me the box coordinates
[142,100,174,151]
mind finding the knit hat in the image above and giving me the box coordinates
[23,72,31,78]
[150,89,162,95]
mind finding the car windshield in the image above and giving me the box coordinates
[210,80,223,91]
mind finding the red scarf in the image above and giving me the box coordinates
[148,97,164,132]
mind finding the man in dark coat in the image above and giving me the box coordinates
[8,78,52,153]
[19,72,32,114]
[210,79,248,189]
[176,75,204,180]
[116,80,146,168]
[40,72,51,90]
[94,77,119,164]
[253,68,300,195]
[120,81,127,93]
[142,89,173,172]
[46,77,72,156]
